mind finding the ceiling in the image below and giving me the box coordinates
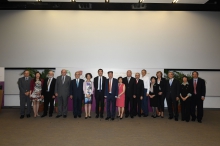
[0,0,219,10]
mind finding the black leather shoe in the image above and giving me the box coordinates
[56,115,62,118]
[138,115,141,117]
[191,117,196,121]
[143,114,148,117]
[111,118,114,121]
[186,120,189,122]
[74,116,77,118]
[131,116,134,118]
[168,116,173,120]
[26,114,31,118]
[125,115,129,118]
[105,117,110,120]
[100,115,104,118]
[49,114,52,117]
[175,118,178,121]
[41,114,47,118]
[198,120,202,123]
[20,115,24,119]
[96,115,99,118]
[63,115,67,118]
[85,117,88,119]
[78,115,81,118]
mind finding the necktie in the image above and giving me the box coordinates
[109,79,112,93]
[99,77,101,91]
[25,77,28,81]
[47,78,51,91]
[194,80,197,94]
[77,79,79,87]
[128,77,130,83]
[62,76,64,84]
[169,79,172,86]
[136,79,138,84]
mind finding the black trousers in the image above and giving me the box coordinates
[158,94,165,112]
[73,96,82,116]
[166,94,179,118]
[134,97,142,116]
[180,98,191,121]
[95,91,104,116]
[125,94,134,116]
[43,93,55,115]
[191,94,204,121]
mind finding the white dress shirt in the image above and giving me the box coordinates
[98,76,103,90]
[140,75,150,94]
[47,77,53,91]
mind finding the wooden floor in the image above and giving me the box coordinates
[0,108,220,146]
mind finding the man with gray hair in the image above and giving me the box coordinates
[55,69,71,118]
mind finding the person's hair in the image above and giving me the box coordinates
[135,72,140,76]
[24,70,29,73]
[98,69,103,72]
[142,69,147,73]
[156,71,163,77]
[182,75,188,80]
[168,71,174,75]
[108,71,113,74]
[85,73,92,78]
[150,76,157,82]
[118,77,123,82]
[192,71,199,76]
[34,72,42,82]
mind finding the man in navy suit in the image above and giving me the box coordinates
[70,72,84,118]
[104,71,118,121]
[189,71,206,123]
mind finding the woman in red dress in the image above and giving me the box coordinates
[116,77,126,119]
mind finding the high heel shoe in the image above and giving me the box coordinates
[85,117,88,119]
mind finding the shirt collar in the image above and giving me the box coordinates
[182,82,189,85]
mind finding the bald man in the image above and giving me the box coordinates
[123,70,136,118]
[41,71,56,117]
[55,69,71,118]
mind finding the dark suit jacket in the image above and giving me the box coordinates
[70,79,84,98]
[133,79,144,98]
[189,78,206,97]
[156,78,166,93]
[18,77,32,96]
[42,78,56,97]
[165,78,180,98]
[94,76,106,94]
[149,83,159,96]
[105,78,118,98]
[123,77,135,96]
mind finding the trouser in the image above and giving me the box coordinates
[73,96,82,116]
[95,91,104,116]
[125,94,134,116]
[136,97,142,116]
[166,95,179,118]
[20,94,31,115]
[180,98,191,121]
[158,94,165,112]
[107,94,116,118]
[43,93,55,115]
[57,95,68,116]
[191,94,203,121]
[142,89,149,115]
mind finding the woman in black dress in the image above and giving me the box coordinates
[180,76,192,122]
[156,71,166,118]
[149,76,159,118]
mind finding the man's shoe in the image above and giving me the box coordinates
[20,115,24,119]
[111,118,114,121]
[41,114,47,118]
[175,118,178,121]
[125,115,129,118]
[105,117,110,120]
[78,115,81,118]
[95,115,99,118]
[198,120,202,123]
[49,114,52,117]
[131,116,134,118]
[26,114,31,118]
[56,115,62,118]
[168,116,173,120]
[74,115,77,118]
[100,115,104,118]
[63,115,67,118]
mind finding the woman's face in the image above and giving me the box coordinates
[183,77,187,82]
[87,74,91,80]
[36,73,40,79]
[157,72,162,78]
[118,78,122,83]
[151,78,156,83]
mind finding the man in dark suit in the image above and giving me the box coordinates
[18,70,32,119]
[133,73,144,117]
[55,69,71,118]
[70,71,84,118]
[41,71,56,117]
[104,71,118,121]
[165,71,180,121]
[93,69,106,118]
[189,71,206,123]
[123,70,135,118]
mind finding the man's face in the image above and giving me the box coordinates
[135,73,140,79]
[61,70,67,76]
[24,71,29,77]
[127,70,132,77]
[48,71,54,78]
[108,73,113,79]
[98,70,103,76]
[141,70,146,76]
[192,72,198,78]
[168,72,174,79]
[75,72,80,79]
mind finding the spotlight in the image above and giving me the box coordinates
[172,0,178,3]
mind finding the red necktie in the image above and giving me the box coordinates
[194,80,197,94]
[136,79,138,84]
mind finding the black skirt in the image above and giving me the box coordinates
[149,92,158,107]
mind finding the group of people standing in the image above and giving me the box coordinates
[18,69,206,123]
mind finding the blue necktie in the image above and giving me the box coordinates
[99,77,101,91]
[169,79,172,86]
[77,79,79,87]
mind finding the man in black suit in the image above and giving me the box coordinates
[70,72,84,118]
[41,71,56,117]
[123,70,136,118]
[189,71,206,123]
[93,69,106,118]
[165,71,180,121]
[133,73,144,117]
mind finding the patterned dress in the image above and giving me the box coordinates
[84,81,93,104]
[30,80,42,101]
